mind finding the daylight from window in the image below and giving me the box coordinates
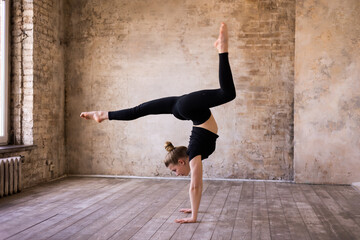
[0,0,7,142]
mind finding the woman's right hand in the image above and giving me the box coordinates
[179,208,192,213]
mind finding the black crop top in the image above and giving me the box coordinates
[187,127,219,161]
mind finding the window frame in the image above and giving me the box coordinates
[0,0,10,145]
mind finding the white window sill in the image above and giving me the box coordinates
[0,145,37,153]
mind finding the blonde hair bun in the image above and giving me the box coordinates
[164,141,175,152]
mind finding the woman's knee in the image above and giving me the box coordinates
[223,89,236,102]
[229,89,236,101]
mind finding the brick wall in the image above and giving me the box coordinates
[0,0,66,188]
[231,0,295,179]
[65,0,295,180]
[2,0,357,186]
[10,0,34,145]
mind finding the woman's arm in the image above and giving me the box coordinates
[175,155,203,223]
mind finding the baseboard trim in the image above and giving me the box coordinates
[352,182,360,193]
[68,174,294,183]
[48,174,68,182]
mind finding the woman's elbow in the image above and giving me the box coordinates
[190,185,202,191]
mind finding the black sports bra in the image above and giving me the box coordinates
[187,126,219,161]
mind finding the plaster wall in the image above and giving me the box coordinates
[65,0,295,179]
[294,0,360,184]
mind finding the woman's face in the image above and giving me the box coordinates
[168,158,190,176]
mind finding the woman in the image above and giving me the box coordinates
[80,23,235,223]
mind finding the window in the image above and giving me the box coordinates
[0,0,9,145]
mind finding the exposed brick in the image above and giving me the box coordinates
[0,0,66,189]
[65,0,295,180]
[2,0,298,186]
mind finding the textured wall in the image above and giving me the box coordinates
[32,0,66,185]
[65,0,295,180]
[0,0,66,188]
[10,0,34,145]
[295,0,360,184]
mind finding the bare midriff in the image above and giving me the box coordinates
[194,113,218,135]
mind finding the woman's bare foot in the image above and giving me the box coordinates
[80,111,108,123]
[214,22,228,53]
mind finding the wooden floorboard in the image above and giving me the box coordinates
[291,184,334,240]
[231,181,253,240]
[129,181,192,240]
[0,177,102,219]
[211,183,242,240]
[107,181,187,240]
[9,178,132,240]
[2,178,114,239]
[1,177,360,240]
[170,181,223,240]
[148,183,194,240]
[276,183,312,240]
[47,179,150,240]
[191,181,232,240]
[300,184,354,240]
[324,185,360,228]
[312,185,360,239]
[74,180,169,240]
[265,182,291,240]
[252,181,271,240]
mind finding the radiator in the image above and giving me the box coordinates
[0,156,22,197]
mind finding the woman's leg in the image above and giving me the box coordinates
[107,96,179,121]
[80,96,179,122]
[183,53,235,106]
[176,53,235,120]
[81,23,234,123]
[175,23,235,123]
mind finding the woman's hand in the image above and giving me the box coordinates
[179,208,192,213]
[175,217,196,224]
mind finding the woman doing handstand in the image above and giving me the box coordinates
[80,22,235,224]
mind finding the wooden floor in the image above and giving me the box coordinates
[0,177,360,240]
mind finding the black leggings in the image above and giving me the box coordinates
[108,53,235,125]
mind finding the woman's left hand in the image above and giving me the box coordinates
[175,217,196,224]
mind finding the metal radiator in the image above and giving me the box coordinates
[0,156,22,197]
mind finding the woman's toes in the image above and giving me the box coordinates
[80,112,94,120]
